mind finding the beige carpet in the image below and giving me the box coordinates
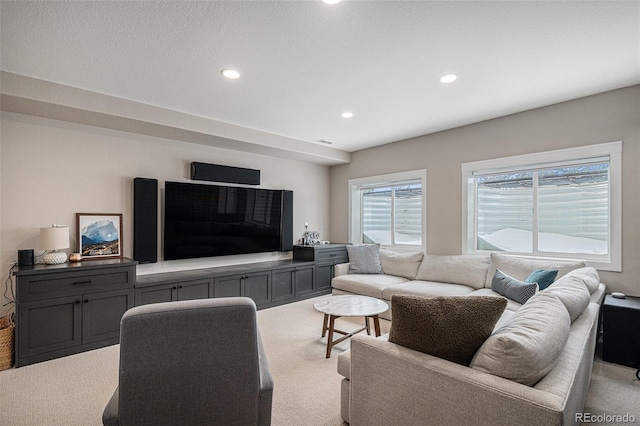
[0,296,638,425]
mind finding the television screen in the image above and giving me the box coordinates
[164,181,291,260]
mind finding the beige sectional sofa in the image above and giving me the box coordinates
[333,251,606,425]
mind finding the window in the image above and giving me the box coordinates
[349,170,426,251]
[462,142,621,271]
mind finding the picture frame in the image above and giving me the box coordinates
[76,213,123,260]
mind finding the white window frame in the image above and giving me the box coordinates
[461,141,622,272]
[349,169,427,252]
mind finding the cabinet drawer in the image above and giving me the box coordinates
[18,266,135,301]
[316,249,348,264]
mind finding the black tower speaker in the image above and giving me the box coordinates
[191,162,260,185]
[133,177,158,263]
[280,190,293,251]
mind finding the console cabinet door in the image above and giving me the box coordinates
[177,279,212,301]
[272,268,295,303]
[82,288,134,344]
[295,265,315,297]
[244,271,271,306]
[18,295,82,358]
[135,283,176,305]
[214,275,243,298]
[315,263,334,293]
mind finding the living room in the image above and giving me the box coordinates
[1,1,639,425]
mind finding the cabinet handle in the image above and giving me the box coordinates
[329,253,337,257]
[75,300,81,304]
[73,280,92,285]
[178,285,183,289]
[84,299,89,303]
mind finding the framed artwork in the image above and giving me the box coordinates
[76,213,123,259]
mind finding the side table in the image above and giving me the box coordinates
[602,294,640,375]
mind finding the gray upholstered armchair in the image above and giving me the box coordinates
[103,297,273,426]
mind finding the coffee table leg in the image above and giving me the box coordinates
[373,315,381,337]
[326,315,336,358]
[365,316,371,335]
[321,314,329,337]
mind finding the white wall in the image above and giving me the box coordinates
[330,85,640,296]
[0,112,331,315]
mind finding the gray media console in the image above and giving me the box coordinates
[13,244,348,367]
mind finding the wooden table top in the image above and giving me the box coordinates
[313,295,388,317]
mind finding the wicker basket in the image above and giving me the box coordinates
[0,314,15,370]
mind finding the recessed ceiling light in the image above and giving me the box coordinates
[341,112,354,118]
[322,0,342,4]
[221,69,240,79]
[439,73,458,84]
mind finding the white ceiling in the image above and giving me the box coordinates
[1,1,639,153]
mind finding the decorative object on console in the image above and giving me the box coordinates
[40,225,69,264]
[76,213,123,260]
[69,253,82,262]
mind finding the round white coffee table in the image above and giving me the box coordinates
[313,295,389,358]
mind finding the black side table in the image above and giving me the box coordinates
[602,294,640,374]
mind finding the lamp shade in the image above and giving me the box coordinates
[40,225,70,250]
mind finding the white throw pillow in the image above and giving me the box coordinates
[379,249,424,280]
[485,253,585,287]
[346,244,382,274]
[416,254,490,290]
[470,291,571,386]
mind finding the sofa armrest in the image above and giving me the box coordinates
[334,262,350,277]
[349,335,566,426]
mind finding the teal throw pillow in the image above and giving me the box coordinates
[492,269,538,304]
[525,269,558,290]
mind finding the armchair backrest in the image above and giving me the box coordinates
[114,297,270,425]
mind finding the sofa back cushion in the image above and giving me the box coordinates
[470,291,571,386]
[544,275,591,322]
[559,267,601,294]
[415,254,490,289]
[485,253,585,288]
[389,295,507,366]
[379,249,424,280]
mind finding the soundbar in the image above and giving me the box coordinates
[191,162,260,185]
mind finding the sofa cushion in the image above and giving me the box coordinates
[389,295,507,366]
[468,288,523,312]
[560,267,600,294]
[332,274,408,299]
[470,291,571,386]
[485,253,586,287]
[544,275,591,322]
[525,269,558,290]
[379,249,424,280]
[491,269,538,305]
[347,245,383,274]
[416,254,490,289]
[383,280,475,301]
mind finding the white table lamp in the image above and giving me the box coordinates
[40,225,70,264]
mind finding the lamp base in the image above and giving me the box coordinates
[43,251,68,265]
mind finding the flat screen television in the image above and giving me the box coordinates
[164,181,293,260]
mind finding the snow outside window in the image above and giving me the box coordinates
[462,142,622,271]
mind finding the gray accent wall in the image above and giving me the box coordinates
[330,85,640,296]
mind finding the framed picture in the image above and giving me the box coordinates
[76,213,123,259]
